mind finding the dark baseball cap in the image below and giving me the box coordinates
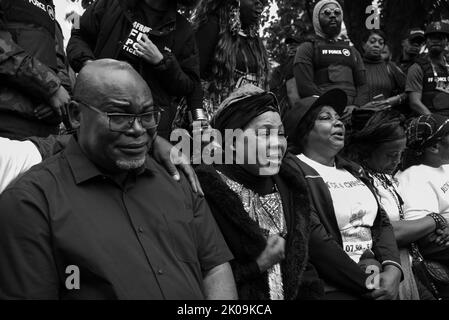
[283,89,347,139]
[406,28,425,42]
[425,21,449,37]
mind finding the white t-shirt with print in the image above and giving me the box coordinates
[396,164,449,221]
[0,138,42,194]
[298,154,379,263]
[371,174,401,222]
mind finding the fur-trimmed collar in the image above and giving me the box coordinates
[196,161,323,299]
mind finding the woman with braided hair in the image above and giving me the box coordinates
[191,0,270,120]
[344,110,446,299]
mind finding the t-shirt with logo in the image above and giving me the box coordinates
[118,2,165,66]
[298,154,378,263]
[396,164,449,221]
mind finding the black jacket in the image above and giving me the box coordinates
[66,0,201,139]
[283,155,402,297]
[195,160,324,300]
[0,0,70,128]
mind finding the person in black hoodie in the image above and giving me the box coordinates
[195,84,324,300]
[283,89,403,300]
[67,0,204,139]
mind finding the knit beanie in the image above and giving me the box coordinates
[313,0,343,39]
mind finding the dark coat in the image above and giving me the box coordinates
[195,158,324,300]
[283,154,402,297]
[66,0,201,139]
[0,0,69,130]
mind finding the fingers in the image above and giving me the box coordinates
[179,162,198,193]
[141,33,150,43]
[194,172,204,197]
[267,235,286,259]
[162,147,181,181]
[370,288,385,299]
[135,43,145,53]
[34,105,54,119]
[53,105,62,117]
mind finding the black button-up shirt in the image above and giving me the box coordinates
[0,138,232,299]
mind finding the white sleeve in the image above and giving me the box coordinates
[0,138,42,193]
[396,169,438,220]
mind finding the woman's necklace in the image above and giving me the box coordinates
[371,172,404,219]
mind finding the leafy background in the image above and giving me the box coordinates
[68,0,449,66]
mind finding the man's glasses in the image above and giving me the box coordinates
[76,100,163,133]
[321,8,342,17]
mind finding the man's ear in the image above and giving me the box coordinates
[68,101,81,130]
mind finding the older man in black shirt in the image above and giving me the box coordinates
[0,59,236,300]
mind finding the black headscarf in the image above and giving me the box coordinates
[212,93,279,134]
[211,91,280,195]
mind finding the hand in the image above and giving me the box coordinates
[151,135,204,196]
[34,104,55,120]
[48,86,70,117]
[433,228,449,247]
[343,105,358,114]
[256,234,286,273]
[370,265,401,300]
[135,34,164,65]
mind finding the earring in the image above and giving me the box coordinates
[229,0,241,36]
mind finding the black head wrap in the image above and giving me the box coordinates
[212,92,279,134]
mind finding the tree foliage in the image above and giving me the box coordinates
[263,0,449,65]
[67,0,449,63]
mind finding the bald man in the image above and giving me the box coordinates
[0,59,236,300]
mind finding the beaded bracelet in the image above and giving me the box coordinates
[428,212,448,230]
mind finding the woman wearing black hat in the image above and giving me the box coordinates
[195,84,324,300]
[283,89,402,300]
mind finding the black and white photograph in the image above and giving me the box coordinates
[1,0,449,312]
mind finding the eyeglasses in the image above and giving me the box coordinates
[321,8,342,17]
[76,100,163,133]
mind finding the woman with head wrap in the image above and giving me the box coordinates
[395,114,449,299]
[191,0,270,120]
[195,84,324,300]
[282,89,402,300]
[293,0,366,105]
[343,109,436,300]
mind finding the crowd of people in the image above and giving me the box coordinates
[1,0,449,300]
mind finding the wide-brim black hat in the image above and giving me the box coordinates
[283,88,348,138]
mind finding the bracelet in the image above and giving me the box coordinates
[191,108,208,122]
[428,212,448,230]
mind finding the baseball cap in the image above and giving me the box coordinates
[406,28,425,42]
[283,89,347,139]
[425,21,449,37]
